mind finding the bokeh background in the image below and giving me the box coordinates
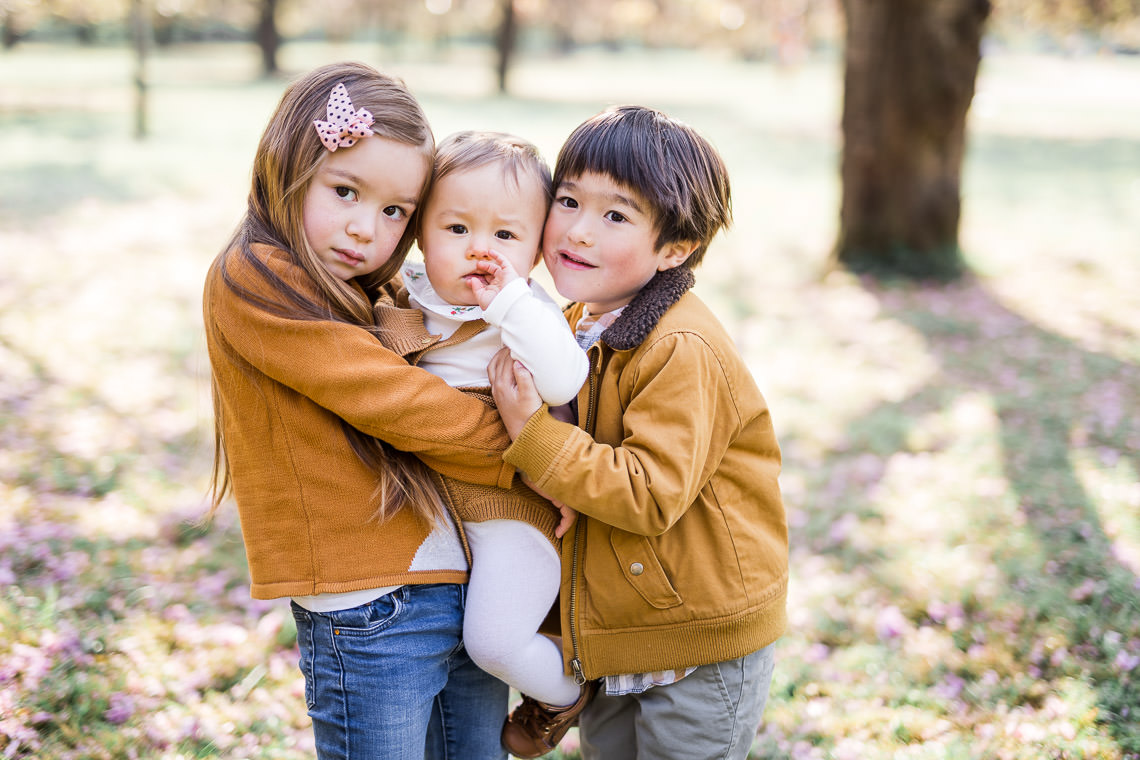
[2,1,1139,758]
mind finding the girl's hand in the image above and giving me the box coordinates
[468,250,522,310]
[553,501,578,539]
[489,347,542,439]
[521,475,577,539]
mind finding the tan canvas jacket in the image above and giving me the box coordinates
[503,267,789,680]
[203,244,514,599]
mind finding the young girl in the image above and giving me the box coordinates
[203,62,513,760]
[373,131,590,719]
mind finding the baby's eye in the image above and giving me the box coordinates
[494,230,517,241]
[446,224,467,234]
[383,206,406,220]
[335,186,358,201]
[604,210,627,223]
[556,196,578,209]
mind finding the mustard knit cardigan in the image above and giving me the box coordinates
[203,244,514,599]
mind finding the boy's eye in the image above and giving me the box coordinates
[446,224,467,234]
[335,186,358,201]
[604,211,627,223]
[494,230,516,241]
[557,196,578,209]
[384,205,406,220]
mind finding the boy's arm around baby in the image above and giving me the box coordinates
[496,325,782,537]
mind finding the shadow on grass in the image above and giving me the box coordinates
[967,133,1140,193]
[0,109,149,223]
[802,273,1140,752]
[0,162,146,222]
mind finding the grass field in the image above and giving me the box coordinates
[1,38,1139,759]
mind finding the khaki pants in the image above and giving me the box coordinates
[579,642,777,760]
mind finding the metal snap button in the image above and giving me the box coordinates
[630,562,644,576]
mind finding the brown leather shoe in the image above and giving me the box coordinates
[501,680,600,758]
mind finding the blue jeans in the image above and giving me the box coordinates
[291,583,508,760]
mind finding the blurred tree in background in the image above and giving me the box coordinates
[832,0,991,281]
[831,0,1139,281]
[495,0,516,92]
[255,0,279,74]
[4,0,1137,60]
[2,0,1138,277]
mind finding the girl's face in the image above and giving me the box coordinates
[417,162,547,306]
[303,136,430,282]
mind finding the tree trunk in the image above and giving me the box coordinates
[257,0,280,77]
[832,0,991,280]
[495,0,517,94]
[2,9,19,49]
[131,0,151,140]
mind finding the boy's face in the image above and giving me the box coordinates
[543,171,691,315]
[418,162,547,306]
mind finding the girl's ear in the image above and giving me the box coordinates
[657,240,698,271]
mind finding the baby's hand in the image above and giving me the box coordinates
[468,250,522,310]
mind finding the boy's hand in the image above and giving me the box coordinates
[489,347,542,439]
[468,249,522,310]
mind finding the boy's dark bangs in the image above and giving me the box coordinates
[555,113,671,214]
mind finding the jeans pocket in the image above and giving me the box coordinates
[325,590,404,636]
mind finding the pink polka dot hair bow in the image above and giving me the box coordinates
[313,82,374,152]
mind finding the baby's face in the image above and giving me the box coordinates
[417,163,547,306]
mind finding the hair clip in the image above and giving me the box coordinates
[313,82,374,152]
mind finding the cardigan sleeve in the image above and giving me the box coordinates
[207,249,514,489]
[503,331,739,535]
[482,279,589,406]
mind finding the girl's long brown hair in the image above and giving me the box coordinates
[206,61,448,526]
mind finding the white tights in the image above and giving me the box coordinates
[462,519,582,707]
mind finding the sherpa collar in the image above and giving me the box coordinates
[599,266,695,351]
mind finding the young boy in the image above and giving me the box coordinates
[489,106,789,759]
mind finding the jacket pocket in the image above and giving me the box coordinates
[609,532,683,609]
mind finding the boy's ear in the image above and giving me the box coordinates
[657,240,699,271]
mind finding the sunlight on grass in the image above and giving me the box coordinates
[1075,451,1140,576]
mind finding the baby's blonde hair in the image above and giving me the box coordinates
[425,130,553,235]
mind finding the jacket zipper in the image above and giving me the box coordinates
[569,348,600,685]
[569,518,586,684]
